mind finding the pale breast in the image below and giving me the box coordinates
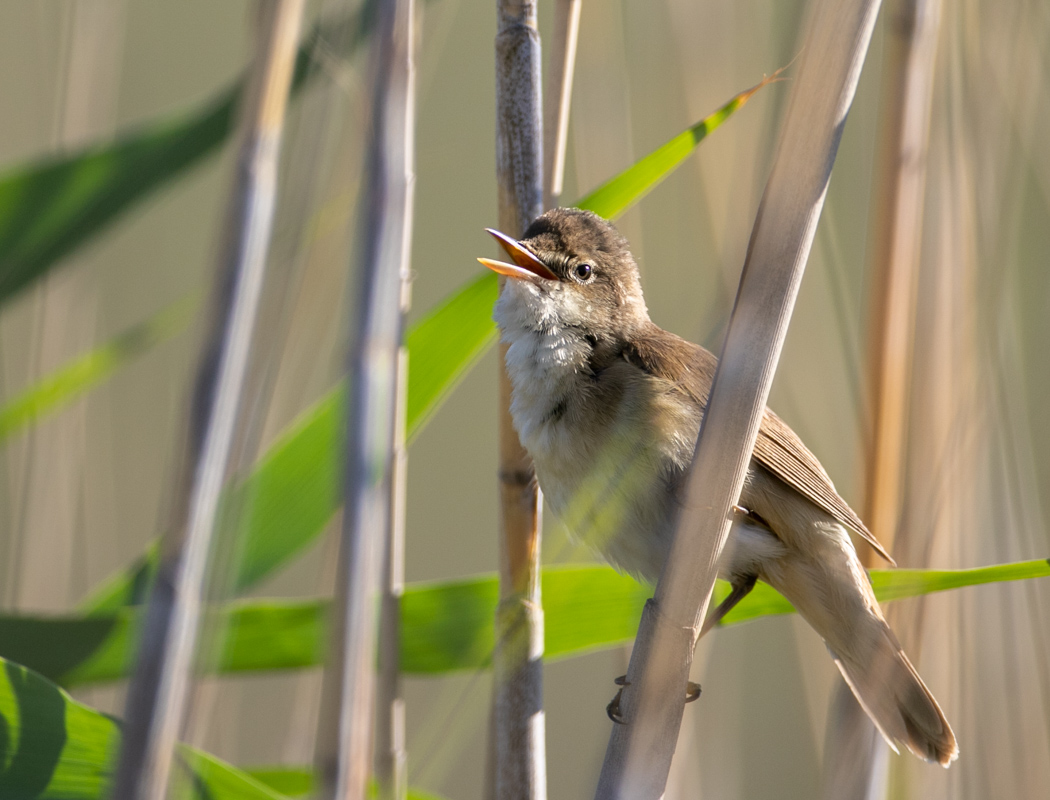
[500,322,700,582]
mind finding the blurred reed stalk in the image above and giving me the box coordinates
[3,1,123,613]
[493,0,546,797]
[888,145,969,800]
[822,0,942,796]
[594,0,883,796]
[375,3,417,797]
[314,0,415,797]
[543,0,582,209]
[863,0,941,560]
[110,2,306,798]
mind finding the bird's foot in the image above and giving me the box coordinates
[685,681,702,703]
[606,676,702,723]
[606,675,629,724]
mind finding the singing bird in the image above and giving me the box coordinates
[478,207,957,766]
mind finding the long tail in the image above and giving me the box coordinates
[832,623,958,766]
[763,542,958,766]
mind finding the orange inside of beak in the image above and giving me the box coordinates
[478,228,557,281]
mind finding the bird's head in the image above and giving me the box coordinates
[479,208,650,341]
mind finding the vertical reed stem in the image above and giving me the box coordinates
[822,0,942,796]
[494,1,546,797]
[375,6,417,796]
[595,0,883,795]
[111,3,305,798]
[314,0,415,798]
[864,0,942,558]
[543,0,582,209]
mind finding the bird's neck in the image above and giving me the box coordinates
[497,310,594,448]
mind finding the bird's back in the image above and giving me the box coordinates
[625,324,894,564]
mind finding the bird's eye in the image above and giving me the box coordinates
[573,263,593,282]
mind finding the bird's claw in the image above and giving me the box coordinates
[606,676,701,723]
[607,689,626,724]
[607,675,630,724]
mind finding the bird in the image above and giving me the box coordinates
[477,207,958,767]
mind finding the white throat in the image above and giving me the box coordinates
[493,279,595,450]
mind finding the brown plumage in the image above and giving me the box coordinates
[623,327,895,564]
[480,207,957,766]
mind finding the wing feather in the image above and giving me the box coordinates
[623,324,894,565]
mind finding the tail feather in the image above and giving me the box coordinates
[759,535,959,767]
[833,634,958,766]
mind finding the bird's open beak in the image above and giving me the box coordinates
[478,228,558,282]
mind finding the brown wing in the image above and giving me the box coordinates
[624,324,894,565]
[754,409,893,564]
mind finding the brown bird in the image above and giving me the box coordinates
[478,207,958,767]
